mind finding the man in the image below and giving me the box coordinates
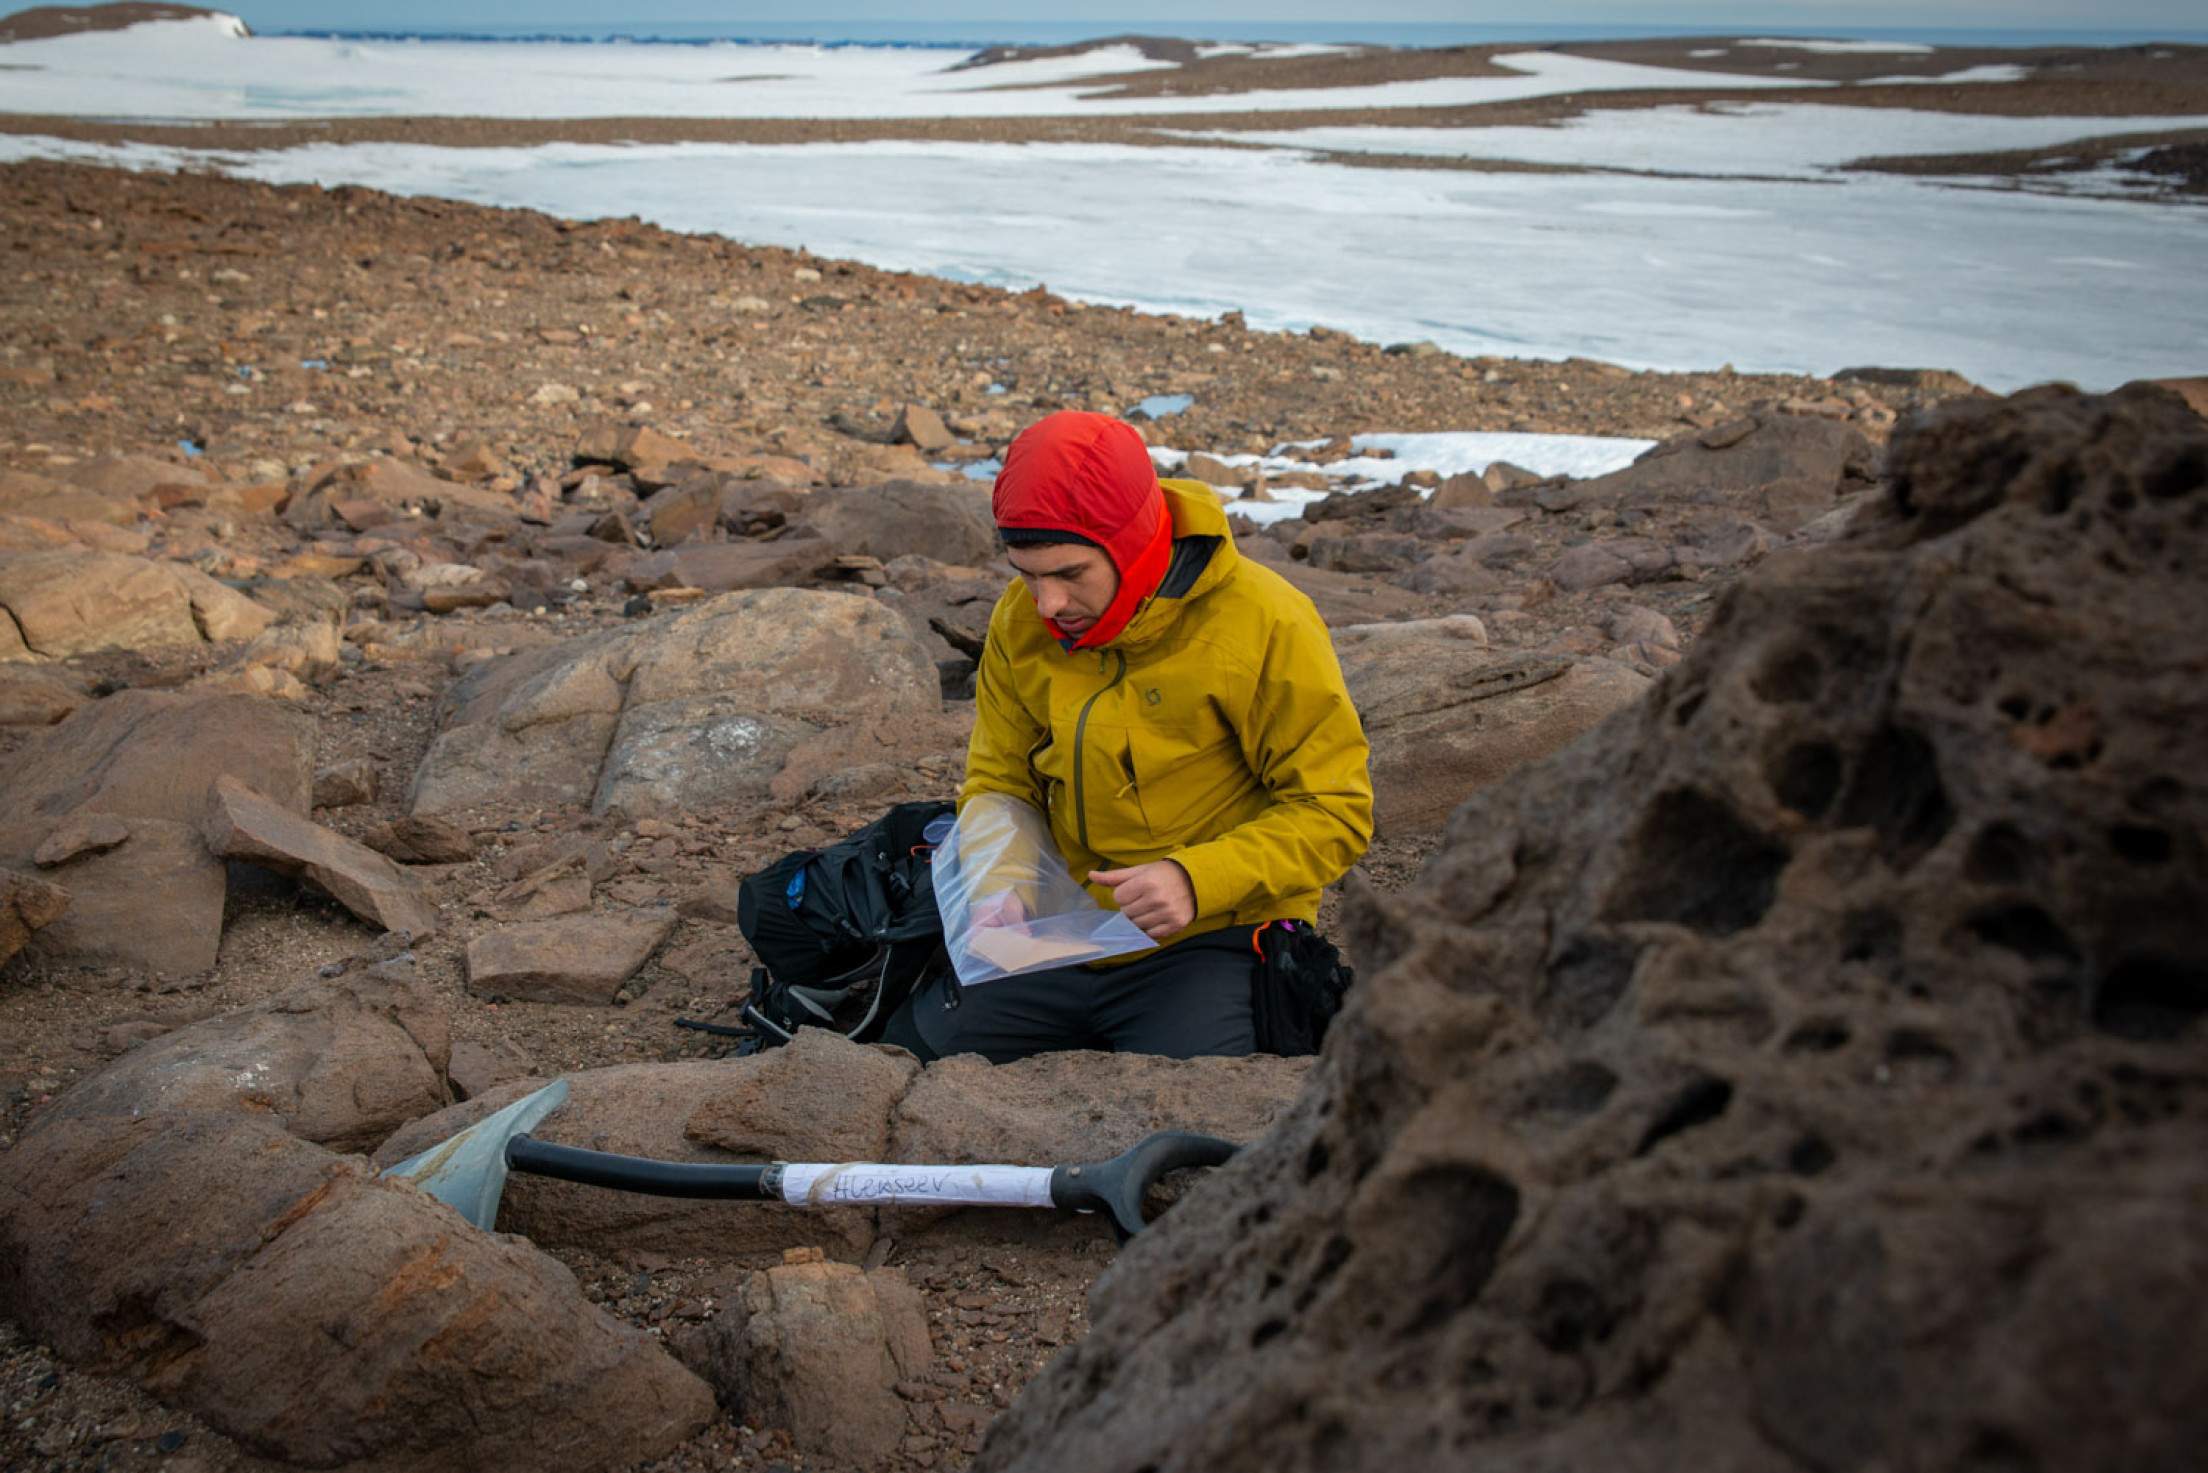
[880,410,1373,1063]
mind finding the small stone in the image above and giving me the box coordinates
[312,759,379,809]
[34,813,133,868]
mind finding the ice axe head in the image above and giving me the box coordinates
[382,1079,570,1230]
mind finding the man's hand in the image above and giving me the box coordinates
[970,890,1028,930]
[1088,861,1197,942]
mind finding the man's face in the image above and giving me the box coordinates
[1006,542,1120,639]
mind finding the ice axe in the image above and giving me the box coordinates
[383,1080,1238,1242]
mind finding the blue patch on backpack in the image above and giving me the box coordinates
[785,869,806,911]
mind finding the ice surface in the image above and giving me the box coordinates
[1196,104,2208,181]
[0,33,1823,120]
[4,130,2198,393]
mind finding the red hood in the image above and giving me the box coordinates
[992,411,1171,650]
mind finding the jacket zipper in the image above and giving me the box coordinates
[1071,647,1128,853]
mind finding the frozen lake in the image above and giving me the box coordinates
[3,19,2203,392]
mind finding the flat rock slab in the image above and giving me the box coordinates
[465,910,677,1004]
[38,956,449,1154]
[205,774,440,939]
[1334,629,1651,835]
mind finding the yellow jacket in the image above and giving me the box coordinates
[960,478,1374,942]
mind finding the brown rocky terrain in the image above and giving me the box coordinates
[0,148,2194,1473]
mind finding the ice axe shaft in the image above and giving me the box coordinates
[385,1082,1236,1241]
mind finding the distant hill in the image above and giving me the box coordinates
[0,3,247,43]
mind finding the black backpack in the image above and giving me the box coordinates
[728,800,954,1051]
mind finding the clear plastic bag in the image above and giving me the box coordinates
[934,793,1155,984]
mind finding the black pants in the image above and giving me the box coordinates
[879,926,1260,1065]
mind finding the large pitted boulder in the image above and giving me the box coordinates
[0,691,317,972]
[409,587,943,818]
[974,385,2208,1473]
[1334,618,1650,834]
[0,550,274,659]
[792,480,1000,566]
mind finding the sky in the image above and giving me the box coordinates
[224,3,2207,36]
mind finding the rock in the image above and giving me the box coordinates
[20,820,227,973]
[0,662,87,724]
[1334,626,1650,834]
[444,440,509,481]
[825,439,957,487]
[688,1026,919,1162]
[792,481,999,567]
[619,534,831,594]
[464,910,676,1004]
[574,421,694,483]
[31,812,130,866]
[888,1050,1309,1175]
[2147,376,2208,421]
[67,454,206,503]
[1604,604,1680,649]
[205,776,440,939]
[448,1037,537,1101]
[671,1253,932,1467]
[0,550,201,659]
[410,588,941,820]
[1552,414,1878,533]
[892,403,955,453]
[237,617,342,679]
[1429,470,1494,509]
[1182,452,1255,489]
[1833,364,1982,396]
[972,385,2208,1473]
[1304,531,1424,576]
[0,1112,713,1472]
[0,664,88,725]
[313,758,379,809]
[1237,540,1435,627]
[641,476,722,546]
[375,1057,883,1259]
[0,692,316,972]
[1549,537,1676,593]
[363,814,478,864]
[1,870,68,968]
[484,847,598,921]
[34,957,448,1152]
[169,566,277,643]
[286,457,513,532]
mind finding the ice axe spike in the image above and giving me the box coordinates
[383,1080,1237,1242]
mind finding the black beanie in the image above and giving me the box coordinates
[998,526,1102,549]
